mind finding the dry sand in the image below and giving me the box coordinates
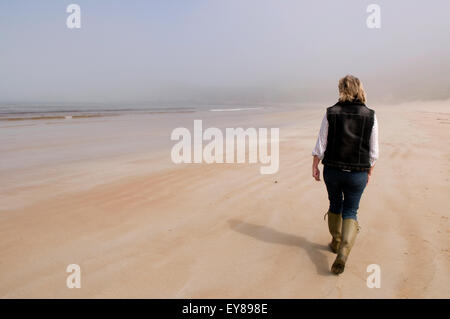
[0,100,449,298]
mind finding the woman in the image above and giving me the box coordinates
[312,75,379,275]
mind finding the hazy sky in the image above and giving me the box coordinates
[1,0,449,106]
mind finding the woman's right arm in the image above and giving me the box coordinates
[312,113,328,181]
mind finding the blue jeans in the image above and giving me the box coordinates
[323,166,368,220]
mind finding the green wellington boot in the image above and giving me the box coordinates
[326,211,342,253]
[331,218,359,275]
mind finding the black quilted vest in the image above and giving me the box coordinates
[322,100,375,172]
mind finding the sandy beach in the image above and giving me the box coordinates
[0,100,449,298]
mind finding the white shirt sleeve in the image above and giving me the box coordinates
[312,113,328,160]
[369,114,379,167]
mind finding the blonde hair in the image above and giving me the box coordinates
[338,75,366,103]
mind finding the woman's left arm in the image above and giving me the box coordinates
[368,114,379,184]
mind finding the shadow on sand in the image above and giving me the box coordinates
[228,219,333,276]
